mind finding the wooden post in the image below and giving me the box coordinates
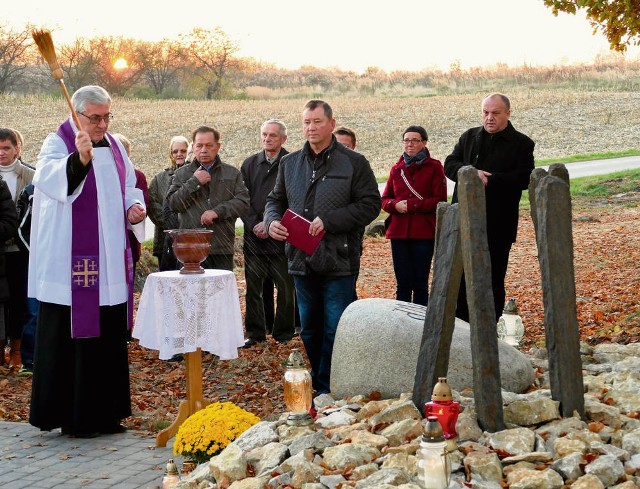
[530,164,569,236]
[548,163,570,184]
[156,348,209,447]
[412,202,463,414]
[457,166,505,432]
[528,167,547,236]
[533,173,585,418]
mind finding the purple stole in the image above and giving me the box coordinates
[56,120,134,338]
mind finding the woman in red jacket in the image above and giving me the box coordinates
[381,126,447,305]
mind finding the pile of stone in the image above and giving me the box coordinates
[176,342,640,489]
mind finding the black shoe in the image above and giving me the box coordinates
[167,354,184,362]
[294,327,301,336]
[241,338,265,348]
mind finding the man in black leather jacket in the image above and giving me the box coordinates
[265,100,380,395]
[444,93,535,323]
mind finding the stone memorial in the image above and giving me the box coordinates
[330,298,535,399]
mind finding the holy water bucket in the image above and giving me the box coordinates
[165,229,213,274]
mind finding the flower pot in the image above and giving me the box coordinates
[165,229,213,274]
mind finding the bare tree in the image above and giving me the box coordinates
[180,27,239,99]
[0,23,36,93]
[58,37,99,92]
[136,39,185,96]
[88,36,144,96]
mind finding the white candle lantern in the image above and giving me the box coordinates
[497,298,524,348]
[417,416,451,489]
[162,459,180,488]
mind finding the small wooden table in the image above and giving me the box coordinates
[133,270,244,447]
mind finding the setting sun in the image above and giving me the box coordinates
[10,0,640,73]
[113,57,128,70]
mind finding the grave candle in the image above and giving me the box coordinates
[417,416,451,489]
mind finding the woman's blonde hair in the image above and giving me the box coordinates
[168,135,189,168]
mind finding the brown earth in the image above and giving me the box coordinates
[1,199,639,437]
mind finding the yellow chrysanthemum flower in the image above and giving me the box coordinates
[173,402,260,464]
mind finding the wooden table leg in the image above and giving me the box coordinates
[156,400,190,448]
[156,348,210,447]
[186,348,205,412]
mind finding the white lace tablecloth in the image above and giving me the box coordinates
[133,270,244,360]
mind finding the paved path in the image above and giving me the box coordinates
[540,155,640,177]
[0,421,183,489]
[428,155,640,199]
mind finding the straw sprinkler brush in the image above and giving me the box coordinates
[31,29,86,135]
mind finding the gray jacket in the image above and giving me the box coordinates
[264,137,380,277]
[147,167,177,256]
[167,158,250,256]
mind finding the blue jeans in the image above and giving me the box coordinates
[21,298,39,367]
[390,238,435,306]
[293,274,355,395]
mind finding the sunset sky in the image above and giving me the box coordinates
[7,0,639,72]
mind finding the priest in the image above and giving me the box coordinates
[28,85,146,438]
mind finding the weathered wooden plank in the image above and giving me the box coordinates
[534,174,585,418]
[412,202,463,414]
[528,167,548,237]
[548,163,569,184]
[457,166,505,432]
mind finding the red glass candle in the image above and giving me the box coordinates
[424,377,460,441]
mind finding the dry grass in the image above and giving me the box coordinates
[2,89,640,179]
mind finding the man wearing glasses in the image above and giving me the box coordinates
[28,85,146,437]
[444,92,535,323]
[148,135,190,271]
[167,126,249,271]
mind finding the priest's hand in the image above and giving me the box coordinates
[75,131,93,165]
[127,203,146,224]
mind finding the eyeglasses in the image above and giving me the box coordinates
[79,112,113,125]
[402,139,424,145]
[171,149,188,154]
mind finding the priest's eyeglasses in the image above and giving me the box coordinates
[79,112,113,125]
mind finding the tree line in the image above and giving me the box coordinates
[2,22,640,101]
